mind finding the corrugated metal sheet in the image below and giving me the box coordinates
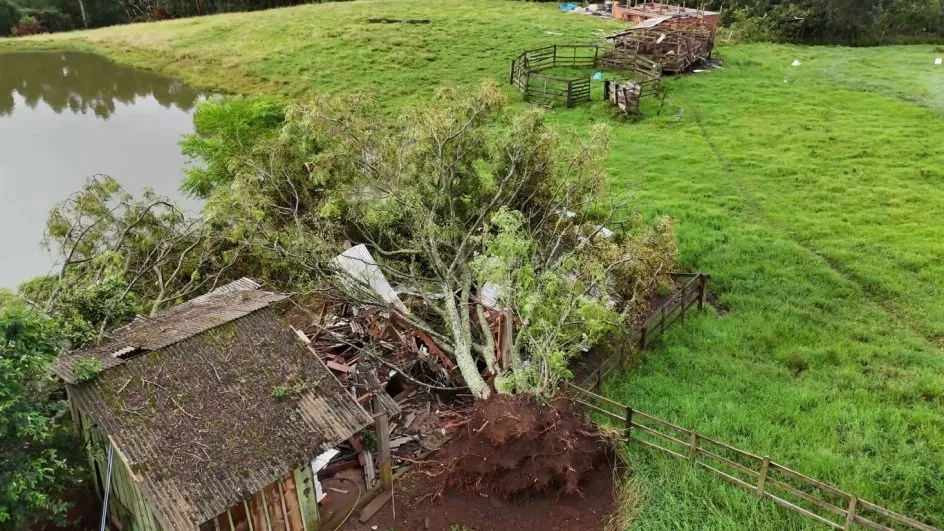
[67,308,372,530]
[52,278,284,384]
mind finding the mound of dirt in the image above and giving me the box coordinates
[428,394,612,498]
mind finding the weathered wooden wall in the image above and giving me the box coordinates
[70,389,162,531]
[200,465,321,531]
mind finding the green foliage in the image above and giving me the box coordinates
[716,0,944,44]
[72,357,102,383]
[271,378,320,399]
[0,303,81,528]
[180,96,286,198]
[271,385,290,399]
[0,0,22,36]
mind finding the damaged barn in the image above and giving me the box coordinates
[51,277,462,531]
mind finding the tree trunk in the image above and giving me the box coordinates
[77,0,88,28]
[475,305,498,374]
[444,282,490,399]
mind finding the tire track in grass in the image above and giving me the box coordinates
[689,106,942,350]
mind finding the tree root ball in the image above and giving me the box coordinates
[426,394,613,499]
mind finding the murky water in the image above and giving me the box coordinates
[0,51,202,289]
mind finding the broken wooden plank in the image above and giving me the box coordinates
[390,436,415,449]
[292,327,312,344]
[358,491,393,523]
[327,360,354,373]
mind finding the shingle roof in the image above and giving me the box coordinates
[51,278,285,384]
[61,280,373,529]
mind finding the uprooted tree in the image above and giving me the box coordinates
[188,80,676,399]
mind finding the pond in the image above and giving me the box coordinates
[0,51,203,289]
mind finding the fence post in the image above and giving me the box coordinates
[688,431,698,460]
[595,366,603,392]
[638,325,648,350]
[509,59,515,85]
[661,306,666,335]
[757,456,770,497]
[698,274,707,311]
[553,44,557,67]
[604,79,610,101]
[680,283,687,324]
[625,407,634,438]
[566,82,573,108]
[844,496,858,530]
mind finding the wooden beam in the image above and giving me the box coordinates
[358,491,393,524]
[292,465,319,531]
[374,396,393,491]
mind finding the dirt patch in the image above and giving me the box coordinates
[429,394,612,498]
[350,459,616,531]
[351,395,617,530]
[706,291,729,315]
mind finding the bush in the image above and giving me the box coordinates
[21,7,72,31]
[12,13,43,35]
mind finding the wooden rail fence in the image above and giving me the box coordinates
[577,272,709,390]
[639,272,707,350]
[565,383,940,531]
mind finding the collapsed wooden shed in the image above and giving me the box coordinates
[606,25,715,74]
[611,1,722,31]
[51,279,373,531]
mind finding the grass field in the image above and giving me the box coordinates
[4,2,944,529]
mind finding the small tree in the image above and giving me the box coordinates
[190,81,676,398]
[0,303,81,528]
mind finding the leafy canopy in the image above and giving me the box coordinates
[0,301,81,528]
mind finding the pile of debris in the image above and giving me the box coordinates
[283,298,470,525]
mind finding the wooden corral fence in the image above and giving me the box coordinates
[509,44,599,107]
[566,383,941,531]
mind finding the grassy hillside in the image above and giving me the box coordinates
[4,1,944,529]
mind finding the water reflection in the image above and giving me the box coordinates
[0,51,201,288]
[0,51,201,119]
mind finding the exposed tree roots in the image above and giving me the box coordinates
[416,394,613,501]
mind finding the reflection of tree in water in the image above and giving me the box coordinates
[0,52,201,119]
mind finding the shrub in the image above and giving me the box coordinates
[12,13,43,35]
[21,7,73,32]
